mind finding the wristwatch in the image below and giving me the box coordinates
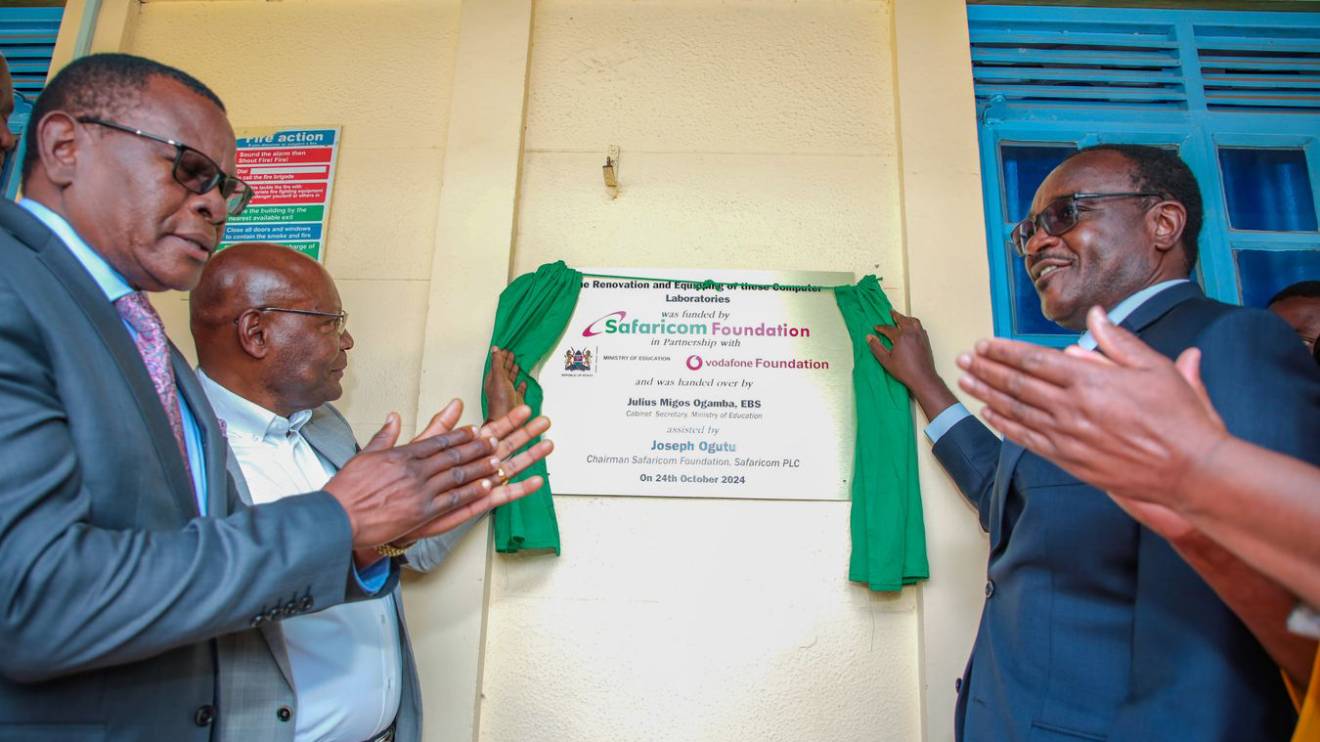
[375,542,410,558]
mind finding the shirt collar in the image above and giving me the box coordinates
[196,368,314,443]
[1077,278,1191,350]
[19,198,134,302]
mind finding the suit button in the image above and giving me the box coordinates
[299,596,314,611]
[194,704,216,726]
[277,706,293,722]
[984,580,995,598]
[955,677,962,693]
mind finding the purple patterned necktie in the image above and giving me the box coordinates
[114,292,193,481]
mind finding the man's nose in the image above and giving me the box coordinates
[1023,225,1058,258]
[189,185,229,228]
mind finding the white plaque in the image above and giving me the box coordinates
[539,268,856,500]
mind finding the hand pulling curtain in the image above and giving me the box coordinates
[482,261,582,554]
[834,275,928,590]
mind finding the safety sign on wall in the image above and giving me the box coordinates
[220,126,341,262]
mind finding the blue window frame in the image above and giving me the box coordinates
[1,6,64,199]
[970,5,1320,345]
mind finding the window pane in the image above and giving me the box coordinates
[1009,255,1070,335]
[1001,144,1076,223]
[1219,148,1318,232]
[1235,248,1320,307]
[1,95,30,200]
[1000,144,1076,336]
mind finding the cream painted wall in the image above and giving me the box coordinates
[73,0,994,740]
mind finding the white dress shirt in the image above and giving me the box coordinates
[198,371,401,742]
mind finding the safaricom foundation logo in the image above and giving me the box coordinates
[583,311,628,337]
[582,310,811,338]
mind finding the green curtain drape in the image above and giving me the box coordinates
[482,261,582,554]
[834,275,929,591]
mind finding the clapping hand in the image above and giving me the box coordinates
[325,400,553,551]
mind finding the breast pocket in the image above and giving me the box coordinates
[1029,720,1106,742]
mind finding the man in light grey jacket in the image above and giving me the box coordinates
[190,243,534,742]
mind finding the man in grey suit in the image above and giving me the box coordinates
[0,53,550,740]
[189,243,526,742]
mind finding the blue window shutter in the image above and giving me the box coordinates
[1,6,65,198]
[1196,24,1320,112]
[971,17,1187,110]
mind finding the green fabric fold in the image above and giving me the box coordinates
[482,261,582,554]
[834,276,929,591]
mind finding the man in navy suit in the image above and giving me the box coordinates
[869,144,1316,741]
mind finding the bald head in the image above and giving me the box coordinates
[192,243,353,416]
[192,242,328,329]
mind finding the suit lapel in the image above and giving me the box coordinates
[224,447,256,506]
[301,407,358,469]
[210,421,297,688]
[988,281,1202,545]
[1118,281,1202,336]
[258,623,297,691]
[990,441,1025,551]
[173,349,229,519]
[20,208,197,515]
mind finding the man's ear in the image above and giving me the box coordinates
[235,310,271,360]
[1148,199,1187,255]
[34,111,81,187]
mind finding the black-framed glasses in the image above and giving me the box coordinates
[1010,191,1164,257]
[237,306,349,335]
[77,116,254,217]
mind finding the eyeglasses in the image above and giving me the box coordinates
[1009,192,1164,257]
[77,116,254,217]
[238,306,349,335]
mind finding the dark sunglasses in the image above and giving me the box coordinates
[236,306,349,335]
[1010,191,1163,257]
[77,116,255,217]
